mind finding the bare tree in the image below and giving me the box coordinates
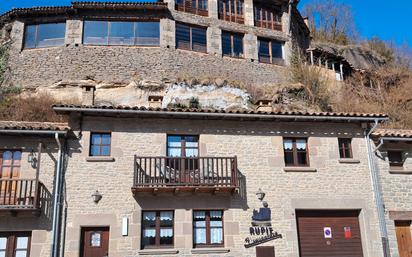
[303,0,357,45]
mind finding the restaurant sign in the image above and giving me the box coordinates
[244,199,282,248]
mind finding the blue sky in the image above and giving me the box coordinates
[0,0,411,47]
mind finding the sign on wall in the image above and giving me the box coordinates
[323,227,332,239]
[244,194,282,248]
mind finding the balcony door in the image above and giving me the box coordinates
[0,151,22,205]
[167,135,199,183]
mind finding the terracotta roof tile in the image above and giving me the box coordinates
[52,104,388,120]
[0,121,70,132]
[373,129,412,139]
[0,1,167,23]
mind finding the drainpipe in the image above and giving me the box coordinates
[365,120,390,257]
[51,133,64,257]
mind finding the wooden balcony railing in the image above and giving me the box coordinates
[133,156,238,193]
[0,179,42,211]
[175,2,209,17]
[255,20,282,31]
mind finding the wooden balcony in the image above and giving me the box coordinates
[255,20,282,31]
[218,13,245,24]
[0,179,43,213]
[132,156,239,194]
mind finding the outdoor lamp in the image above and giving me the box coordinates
[92,190,102,204]
[256,188,265,201]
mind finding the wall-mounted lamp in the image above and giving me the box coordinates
[27,149,37,168]
[256,188,266,202]
[92,190,102,204]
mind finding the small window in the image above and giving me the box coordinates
[283,138,309,166]
[258,38,284,64]
[338,138,353,159]
[176,23,207,53]
[193,210,224,247]
[222,31,243,58]
[90,133,111,156]
[388,151,404,169]
[83,20,160,46]
[24,23,66,49]
[141,211,174,249]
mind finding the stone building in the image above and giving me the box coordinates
[0,0,309,108]
[0,121,69,257]
[0,1,410,257]
[372,129,412,257]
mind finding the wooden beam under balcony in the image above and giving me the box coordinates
[132,156,239,194]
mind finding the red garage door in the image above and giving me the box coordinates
[297,210,363,257]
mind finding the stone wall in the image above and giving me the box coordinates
[0,135,60,257]
[376,142,412,257]
[63,117,384,257]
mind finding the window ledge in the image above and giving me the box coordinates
[389,170,412,174]
[138,249,179,255]
[86,156,115,162]
[338,158,360,164]
[191,248,230,254]
[283,167,317,172]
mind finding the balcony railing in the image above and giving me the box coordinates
[133,156,238,193]
[255,20,282,31]
[0,179,42,211]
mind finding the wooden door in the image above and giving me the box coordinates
[80,227,109,257]
[395,221,412,257]
[296,210,363,257]
[256,246,275,257]
[0,151,22,205]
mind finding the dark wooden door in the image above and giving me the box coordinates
[256,246,275,257]
[80,227,109,257]
[395,221,412,257]
[296,210,363,257]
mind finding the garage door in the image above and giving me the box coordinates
[296,210,363,257]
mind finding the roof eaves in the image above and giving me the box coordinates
[52,105,389,122]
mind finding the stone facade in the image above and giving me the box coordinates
[0,135,61,257]
[61,116,384,257]
[376,141,412,257]
[2,1,309,93]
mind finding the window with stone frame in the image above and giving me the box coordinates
[141,211,174,249]
[338,138,353,159]
[89,133,111,157]
[0,232,31,257]
[283,138,309,166]
[175,23,207,53]
[83,20,160,46]
[193,210,224,247]
[258,38,284,64]
[222,31,244,58]
[218,0,244,24]
[254,4,282,31]
[175,0,208,16]
[24,23,66,49]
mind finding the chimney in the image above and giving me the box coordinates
[255,99,273,112]
[148,95,163,108]
[81,85,95,105]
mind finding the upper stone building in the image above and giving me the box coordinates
[0,0,309,109]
